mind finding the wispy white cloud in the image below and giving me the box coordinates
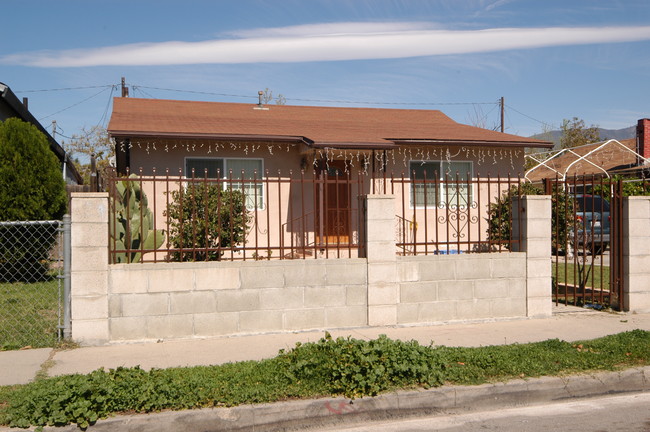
[484,0,516,12]
[225,21,440,38]
[3,23,650,68]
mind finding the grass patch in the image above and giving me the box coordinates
[553,261,610,290]
[0,279,60,350]
[0,330,649,429]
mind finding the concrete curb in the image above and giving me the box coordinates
[8,366,648,432]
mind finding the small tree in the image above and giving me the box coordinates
[66,125,114,186]
[261,88,287,105]
[164,183,249,261]
[560,117,600,149]
[0,118,66,281]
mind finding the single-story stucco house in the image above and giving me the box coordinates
[107,96,552,259]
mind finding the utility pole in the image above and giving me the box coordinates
[121,77,129,97]
[53,120,67,181]
[500,97,505,133]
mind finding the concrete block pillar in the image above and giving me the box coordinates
[365,195,398,326]
[511,195,552,317]
[623,196,650,312]
[70,192,110,345]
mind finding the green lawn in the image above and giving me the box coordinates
[553,260,611,306]
[0,279,60,350]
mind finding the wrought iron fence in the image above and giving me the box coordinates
[108,169,528,263]
[390,173,524,255]
[0,220,65,349]
[544,175,626,310]
[108,169,367,263]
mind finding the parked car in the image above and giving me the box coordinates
[571,194,610,255]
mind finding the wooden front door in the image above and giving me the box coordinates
[316,161,351,245]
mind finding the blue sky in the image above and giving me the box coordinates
[2,0,649,144]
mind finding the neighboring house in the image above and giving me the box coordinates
[107,96,552,256]
[0,82,83,185]
[525,119,650,182]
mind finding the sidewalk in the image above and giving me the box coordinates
[2,305,650,386]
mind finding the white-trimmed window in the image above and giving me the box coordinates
[185,157,264,210]
[409,160,472,208]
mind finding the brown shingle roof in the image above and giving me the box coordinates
[108,97,552,149]
[526,139,641,181]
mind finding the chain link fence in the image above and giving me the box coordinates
[0,220,67,350]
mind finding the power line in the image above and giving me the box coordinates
[38,87,111,122]
[133,85,255,100]
[97,85,117,127]
[131,83,497,107]
[15,85,115,93]
[504,104,554,130]
[130,86,158,100]
[56,132,74,140]
[286,97,496,106]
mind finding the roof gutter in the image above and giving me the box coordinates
[109,130,311,145]
[109,131,399,151]
[307,141,396,150]
[391,139,554,149]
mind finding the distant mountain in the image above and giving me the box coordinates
[530,125,636,148]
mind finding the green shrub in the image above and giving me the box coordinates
[487,182,574,252]
[165,183,249,261]
[0,118,66,221]
[276,333,445,398]
[0,118,66,281]
[591,175,650,198]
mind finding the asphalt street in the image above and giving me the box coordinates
[313,392,650,432]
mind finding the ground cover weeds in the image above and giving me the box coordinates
[1,330,648,430]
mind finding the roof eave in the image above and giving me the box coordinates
[109,130,310,144]
[391,139,554,148]
[307,141,396,150]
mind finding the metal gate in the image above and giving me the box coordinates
[0,217,70,349]
[547,177,624,311]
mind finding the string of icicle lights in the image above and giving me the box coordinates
[116,139,523,173]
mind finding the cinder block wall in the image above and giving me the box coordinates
[107,260,368,341]
[512,195,553,317]
[624,196,650,312]
[397,254,527,324]
[70,193,110,345]
[70,193,552,345]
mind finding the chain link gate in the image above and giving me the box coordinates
[0,217,70,349]
[548,177,624,311]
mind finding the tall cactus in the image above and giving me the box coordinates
[109,175,165,263]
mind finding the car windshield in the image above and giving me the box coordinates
[576,196,610,212]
